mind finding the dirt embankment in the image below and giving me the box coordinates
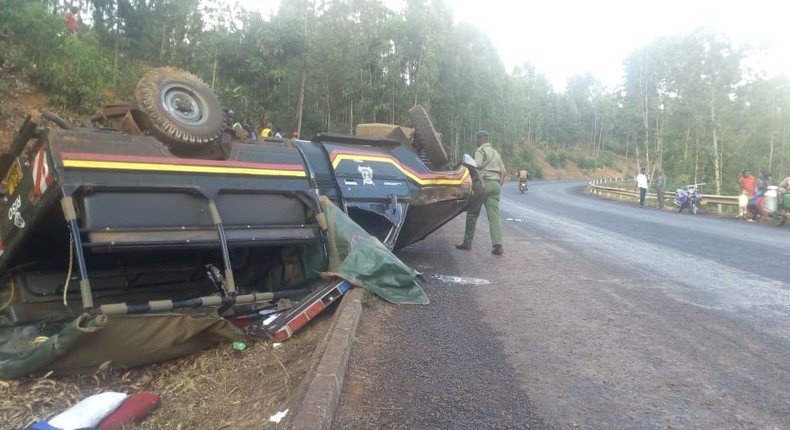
[0,74,49,151]
[533,147,636,181]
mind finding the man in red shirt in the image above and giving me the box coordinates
[739,170,756,196]
[66,7,78,33]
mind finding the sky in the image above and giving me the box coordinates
[236,0,790,90]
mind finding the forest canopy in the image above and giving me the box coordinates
[0,0,788,194]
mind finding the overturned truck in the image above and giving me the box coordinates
[0,68,474,373]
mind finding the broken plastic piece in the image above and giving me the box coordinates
[269,409,289,423]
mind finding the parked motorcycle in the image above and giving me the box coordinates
[674,183,705,214]
[518,177,528,194]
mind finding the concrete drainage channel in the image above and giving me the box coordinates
[290,286,364,430]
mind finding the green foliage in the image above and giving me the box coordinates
[547,152,567,168]
[577,157,597,170]
[47,33,113,113]
[597,152,615,168]
[114,61,150,101]
[1,1,113,113]
[0,1,64,77]
[0,0,786,192]
[530,165,544,179]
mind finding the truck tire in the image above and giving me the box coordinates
[135,67,223,148]
[409,105,449,169]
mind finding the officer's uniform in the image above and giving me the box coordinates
[459,132,504,254]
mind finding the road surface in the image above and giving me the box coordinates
[333,180,790,429]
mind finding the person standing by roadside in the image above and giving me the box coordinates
[456,131,506,256]
[739,170,756,219]
[66,7,78,34]
[739,170,756,197]
[655,168,667,209]
[636,167,648,207]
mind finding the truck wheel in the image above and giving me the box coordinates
[135,67,223,148]
[409,105,449,169]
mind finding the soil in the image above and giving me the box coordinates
[533,147,634,180]
[0,81,48,152]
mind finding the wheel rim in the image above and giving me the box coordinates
[161,84,209,126]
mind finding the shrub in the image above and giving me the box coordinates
[547,152,566,168]
[530,164,544,179]
[1,2,113,113]
[597,152,614,168]
[578,157,597,170]
[46,33,113,113]
[1,1,64,83]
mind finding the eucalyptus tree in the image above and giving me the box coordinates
[566,73,599,152]
[508,63,552,147]
[739,76,790,179]
[670,31,744,196]
[622,37,678,175]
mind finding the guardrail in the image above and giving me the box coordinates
[586,178,739,208]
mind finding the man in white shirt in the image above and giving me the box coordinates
[636,168,649,207]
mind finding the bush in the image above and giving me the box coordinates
[530,164,544,179]
[2,2,113,113]
[115,61,151,102]
[547,152,566,168]
[1,1,64,82]
[578,157,597,170]
[597,152,614,168]
[46,33,113,113]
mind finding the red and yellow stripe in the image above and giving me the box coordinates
[329,150,468,186]
[59,152,307,178]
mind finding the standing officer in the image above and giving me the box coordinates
[456,131,506,256]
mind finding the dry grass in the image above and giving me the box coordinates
[0,312,333,430]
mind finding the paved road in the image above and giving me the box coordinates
[333,180,790,429]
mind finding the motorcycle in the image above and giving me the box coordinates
[518,177,528,194]
[756,186,790,226]
[674,183,705,214]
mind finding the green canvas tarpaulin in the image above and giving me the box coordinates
[0,312,244,378]
[320,196,429,305]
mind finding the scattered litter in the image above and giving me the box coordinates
[432,274,491,285]
[232,342,247,351]
[272,342,282,349]
[97,391,161,430]
[262,314,279,326]
[45,392,128,430]
[258,307,281,317]
[269,409,289,423]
